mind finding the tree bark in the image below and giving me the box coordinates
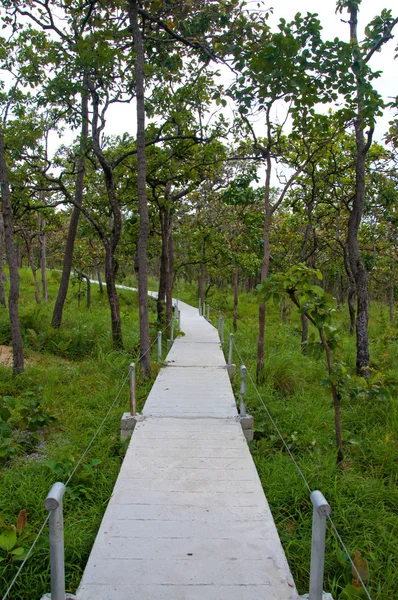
[347,6,371,376]
[256,187,272,383]
[233,265,238,332]
[157,205,168,326]
[130,0,150,376]
[389,281,394,325]
[343,245,356,336]
[26,238,40,304]
[0,124,24,374]
[38,206,48,302]
[0,211,6,307]
[165,223,174,335]
[97,269,103,294]
[52,86,89,328]
[301,314,308,350]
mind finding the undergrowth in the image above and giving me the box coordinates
[0,270,159,599]
[182,284,398,600]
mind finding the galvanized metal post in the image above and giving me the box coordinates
[228,333,234,366]
[240,365,248,417]
[206,304,210,322]
[220,317,224,344]
[309,490,331,600]
[170,316,175,341]
[44,482,66,600]
[177,308,181,330]
[129,362,136,416]
[157,330,162,363]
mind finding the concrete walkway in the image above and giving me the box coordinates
[77,299,299,600]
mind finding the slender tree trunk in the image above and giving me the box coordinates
[38,207,48,302]
[348,125,370,374]
[389,281,394,325]
[343,244,356,335]
[0,211,6,306]
[165,223,174,334]
[256,199,272,383]
[198,260,205,305]
[157,206,167,326]
[85,275,91,309]
[52,87,88,328]
[0,124,24,374]
[26,240,40,304]
[104,246,122,347]
[130,0,150,376]
[233,265,238,332]
[97,269,103,294]
[347,6,371,376]
[301,314,308,350]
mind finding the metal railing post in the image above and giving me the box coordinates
[309,490,331,600]
[228,333,234,366]
[240,365,247,417]
[170,316,175,342]
[157,330,162,363]
[44,482,66,600]
[220,317,224,344]
[177,308,181,330]
[129,362,136,416]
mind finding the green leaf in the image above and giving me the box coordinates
[0,528,17,551]
[0,407,11,422]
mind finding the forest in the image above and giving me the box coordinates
[0,0,397,599]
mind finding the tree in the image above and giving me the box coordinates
[335,1,398,374]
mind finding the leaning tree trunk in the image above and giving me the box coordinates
[97,269,103,294]
[52,87,88,328]
[130,0,150,377]
[0,124,24,374]
[0,211,6,306]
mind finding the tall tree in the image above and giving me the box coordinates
[336,0,398,374]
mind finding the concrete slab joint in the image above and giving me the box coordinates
[120,413,145,441]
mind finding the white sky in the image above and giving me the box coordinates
[48,0,397,152]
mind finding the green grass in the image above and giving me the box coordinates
[0,270,159,599]
[181,284,398,600]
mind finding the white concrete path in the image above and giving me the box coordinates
[77,299,299,600]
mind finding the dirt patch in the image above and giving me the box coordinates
[0,345,13,366]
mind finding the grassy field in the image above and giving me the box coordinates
[0,270,162,599]
[193,284,398,600]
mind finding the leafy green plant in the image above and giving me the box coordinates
[259,264,345,463]
[0,510,35,563]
